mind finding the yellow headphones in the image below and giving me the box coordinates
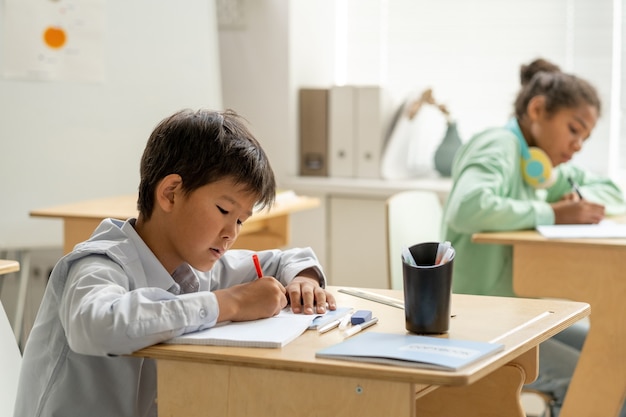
[506,119,555,189]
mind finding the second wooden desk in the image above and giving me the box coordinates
[474,226,626,417]
[30,194,320,254]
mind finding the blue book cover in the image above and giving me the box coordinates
[316,332,504,371]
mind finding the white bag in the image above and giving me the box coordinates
[380,94,447,180]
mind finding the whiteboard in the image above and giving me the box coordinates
[0,0,223,247]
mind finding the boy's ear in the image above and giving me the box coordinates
[155,174,183,212]
[527,95,546,121]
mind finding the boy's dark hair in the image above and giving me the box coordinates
[137,108,276,219]
[514,58,601,119]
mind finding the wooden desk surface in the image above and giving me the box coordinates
[30,193,320,253]
[473,214,626,248]
[135,287,589,387]
[30,193,320,222]
[474,229,626,248]
[0,260,19,276]
[132,287,589,417]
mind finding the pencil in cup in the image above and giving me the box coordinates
[402,242,455,267]
[435,241,454,265]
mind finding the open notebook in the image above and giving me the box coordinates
[165,307,352,348]
[537,220,626,239]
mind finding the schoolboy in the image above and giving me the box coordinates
[14,108,335,417]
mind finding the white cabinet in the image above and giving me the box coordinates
[328,196,387,288]
[283,177,452,289]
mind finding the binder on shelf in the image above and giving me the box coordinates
[328,85,356,177]
[299,88,329,176]
[354,86,390,179]
[326,84,391,179]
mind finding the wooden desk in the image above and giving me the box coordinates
[474,221,626,417]
[30,194,320,254]
[133,287,589,417]
[0,260,20,276]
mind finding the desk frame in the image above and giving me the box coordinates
[474,230,626,417]
[135,288,589,417]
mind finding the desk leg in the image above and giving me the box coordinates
[63,219,102,254]
[14,250,31,349]
[414,348,536,417]
[513,244,626,417]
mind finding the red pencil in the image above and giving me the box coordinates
[252,254,263,278]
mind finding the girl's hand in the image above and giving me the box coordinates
[560,192,581,202]
[551,199,605,224]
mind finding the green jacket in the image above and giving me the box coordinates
[442,123,625,296]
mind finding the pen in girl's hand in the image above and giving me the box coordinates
[567,177,584,200]
[252,254,263,278]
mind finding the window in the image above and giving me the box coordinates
[332,0,623,180]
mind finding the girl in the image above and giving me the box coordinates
[441,58,625,416]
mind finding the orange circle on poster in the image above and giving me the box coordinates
[43,26,67,49]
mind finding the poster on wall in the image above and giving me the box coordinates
[1,0,105,82]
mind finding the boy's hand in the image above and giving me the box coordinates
[214,277,288,323]
[286,272,336,315]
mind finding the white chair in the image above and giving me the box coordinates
[0,297,22,416]
[385,190,443,290]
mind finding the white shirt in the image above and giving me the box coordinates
[14,218,325,417]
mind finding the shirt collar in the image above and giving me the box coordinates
[505,117,531,159]
[121,218,177,291]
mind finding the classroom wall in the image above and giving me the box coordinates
[218,0,292,180]
[0,0,223,248]
[218,0,621,183]
[217,0,337,185]
[1,0,622,249]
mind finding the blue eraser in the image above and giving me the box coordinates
[351,310,372,325]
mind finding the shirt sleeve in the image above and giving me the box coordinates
[204,247,326,291]
[59,255,219,356]
[445,131,553,234]
[551,164,626,215]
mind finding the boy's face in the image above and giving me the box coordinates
[164,177,258,272]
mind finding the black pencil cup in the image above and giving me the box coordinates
[402,242,454,334]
